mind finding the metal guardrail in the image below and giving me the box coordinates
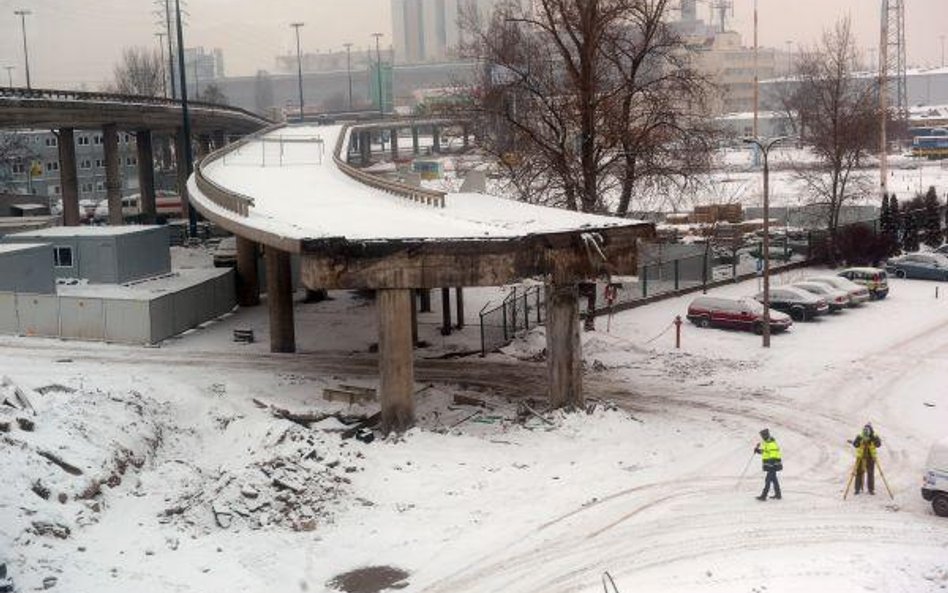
[194,123,286,217]
[0,85,270,124]
[334,123,447,208]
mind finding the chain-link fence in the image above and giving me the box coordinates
[479,285,544,356]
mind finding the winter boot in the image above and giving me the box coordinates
[756,494,767,501]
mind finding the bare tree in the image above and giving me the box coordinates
[602,0,718,217]
[110,47,166,97]
[785,19,879,263]
[198,83,229,105]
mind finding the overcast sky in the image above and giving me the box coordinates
[0,0,945,89]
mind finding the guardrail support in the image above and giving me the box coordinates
[57,127,80,226]
[136,130,157,223]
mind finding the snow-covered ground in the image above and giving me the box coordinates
[1,270,947,593]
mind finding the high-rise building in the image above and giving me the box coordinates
[391,0,518,64]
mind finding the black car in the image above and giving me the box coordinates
[755,286,830,321]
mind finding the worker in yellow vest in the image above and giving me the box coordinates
[754,428,783,501]
[852,423,882,495]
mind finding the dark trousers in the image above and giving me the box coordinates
[762,468,781,498]
[855,457,875,494]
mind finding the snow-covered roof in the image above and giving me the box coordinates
[192,124,643,244]
[6,225,163,238]
[0,242,48,255]
[56,268,230,300]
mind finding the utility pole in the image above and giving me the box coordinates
[14,9,32,89]
[3,66,14,87]
[165,0,177,99]
[743,136,786,349]
[344,42,354,110]
[156,32,168,97]
[290,23,305,122]
[752,0,759,138]
[880,0,890,200]
[174,0,196,236]
[372,33,384,115]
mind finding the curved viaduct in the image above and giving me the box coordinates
[0,86,270,226]
[188,121,655,432]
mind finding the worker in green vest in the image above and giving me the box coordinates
[852,423,882,495]
[754,428,783,501]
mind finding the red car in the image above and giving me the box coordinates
[687,296,793,334]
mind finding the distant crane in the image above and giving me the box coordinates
[879,0,907,199]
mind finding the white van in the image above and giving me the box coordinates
[922,437,948,517]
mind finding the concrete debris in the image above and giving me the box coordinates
[31,521,71,539]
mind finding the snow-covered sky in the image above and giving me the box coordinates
[0,0,944,89]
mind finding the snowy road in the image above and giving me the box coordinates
[1,272,947,593]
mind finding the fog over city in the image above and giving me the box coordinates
[0,0,945,88]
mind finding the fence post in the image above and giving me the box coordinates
[502,301,508,341]
[674,259,680,291]
[480,314,486,357]
[536,288,542,324]
[642,264,648,298]
[511,291,518,333]
[523,292,529,330]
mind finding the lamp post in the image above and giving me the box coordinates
[372,33,384,115]
[174,0,196,236]
[290,23,305,123]
[743,136,787,348]
[13,9,31,89]
[343,42,354,110]
[3,66,14,87]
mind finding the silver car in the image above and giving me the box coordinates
[792,281,850,312]
[806,276,871,306]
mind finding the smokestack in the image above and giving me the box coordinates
[681,0,697,21]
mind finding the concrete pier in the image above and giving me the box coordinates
[266,248,295,353]
[455,287,465,329]
[378,288,415,433]
[57,128,80,226]
[102,123,122,226]
[440,287,452,336]
[136,130,157,223]
[236,236,260,307]
[546,283,583,409]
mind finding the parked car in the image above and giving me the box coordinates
[755,286,829,321]
[806,276,871,306]
[792,281,850,312]
[837,267,889,300]
[885,253,948,281]
[687,296,792,334]
[922,437,948,517]
[213,236,238,267]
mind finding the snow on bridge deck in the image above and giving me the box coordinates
[190,124,639,245]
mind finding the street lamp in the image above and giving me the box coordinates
[173,0,196,236]
[372,33,384,115]
[290,23,305,123]
[743,136,787,348]
[343,42,354,110]
[13,9,32,89]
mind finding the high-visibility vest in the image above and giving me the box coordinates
[854,434,880,460]
[761,439,781,467]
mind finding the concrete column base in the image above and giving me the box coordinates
[236,236,260,307]
[546,283,583,409]
[266,248,295,353]
[378,288,415,433]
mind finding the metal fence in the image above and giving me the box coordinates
[479,285,545,355]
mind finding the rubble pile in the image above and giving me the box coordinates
[161,423,363,533]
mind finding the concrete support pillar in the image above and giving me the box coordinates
[265,248,295,353]
[102,124,123,226]
[57,128,80,227]
[440,287,452,336]
[390,128,399,157]
[360,131,371,164]
[236,236,260,307]
[411,127,420,154]
[419,289,431,312]
[175,129,192,222]
[411,290,419,346]
[212,130,226,150]
[545,283,583,409]
[136,130,157,224]
[431,126,441,153]
[378,289,415,433]
[455,287,465,329]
